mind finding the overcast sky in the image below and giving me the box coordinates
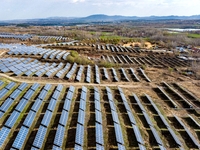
[0,0,200,20]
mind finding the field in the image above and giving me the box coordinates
[0,32,200,150]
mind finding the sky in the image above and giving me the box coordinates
[0,0,200,20]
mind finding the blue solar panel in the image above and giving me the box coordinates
[111,110,119,124]
[5,82,16,90]
[109,101,116,112]
[44,84,52,91]
[95,100,101,111]
[12,126,29,149]
[127,111,136,125]
[38,90,47,100]
[132,124,144,145]
[150,126,164,146]
[96,144,104,150]
[0,98,13,113]
[139,144,146,150]
[33,125,47,149]
[95,110,102,124]
[9,89,21,100]
[0,111,4,118]
[15,98,28,112]
[80,91,87,101]
[21,109,35,126]
[0,88,8,98]
[52,90,60,100]
[0,81,4,86]
[80,96,86,108]
[118,143,126,150]
[107,93,113,102]
[68,85,75,93]
[63,99,72,111]
[78,109,85,125]
[96,122,104,145]
[18,82,28,91]
[59,109,68,126]
[52,145,62,150]
[143,112,153,126]
[31,83,40,91]
[123,102,131,112]
[167,127,182,147]
[53,124,65,147]
[66,91,74,100]
[75,124,84,146]
[74,144,83,150]
[5,110,20,128]
[56,84,63,92]
[41,110,52,127]
[23,90,35,100]
[114,123,124,145]
[47,98,57,112]
[0,127,10,147]
[31,99,43,112]
[82,86,87,93]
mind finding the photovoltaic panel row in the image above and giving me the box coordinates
[95,65,100,84]
[76,65,84,82]
[85,65,91,83]
[53,124,65,147]
[66,63,77,79]
[111,68,119,82]
[32,126,47,149]
[12,126,29,149]
[0,127,11,147]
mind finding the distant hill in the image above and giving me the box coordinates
[1,14,200,25]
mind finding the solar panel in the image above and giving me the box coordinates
[0,98,13,113]
[74,144,83,150]
[96,144,104,150]
[5,110,20,128]
[0,127,10,147]
[123,102,131,112]
[94,92,100,101]
[143,112,153,126]
[53,124,65,147]
[12,126,29,149]
[56,84,63,92]
[150,126,164,146]
[82,86,87,93]
[167,127,182,147]
[117,143,126,150]
[59,109,69,126]
[0,88,8,99]
[111,110,119,124]
[114,123,124,145]
[15,98,28,112]
[23,110,36,128]
[52,145,62,150]
[79,99,86,111]
[78,109,85,125]
[132,124,144,145]
[38,90,47,100]
[127,111,136,125]
[96,122,104,145]
[63,99,72,111]
[33,125,47,149]
[75,124,84,146]
[95,110,102,124]
[0,111,4,118]
[52,90,60,100]
[95,100,101,111]
[31,83,40,91]
[68,86,75,93]
[44,84,52,91]
[139,144,146,150]
[47,98,57,112]
[109,101,116,112]
[5,82,16,90]
[18,82,28,91]
[41,110,52,127]
[159,145,167,150]
[0,81,4,86]
[31,98,43,112]
[23,90,35,100]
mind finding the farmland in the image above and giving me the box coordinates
[0,26,200,150]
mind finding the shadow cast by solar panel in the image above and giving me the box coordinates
[146,129,159,147]
[44,129,56,150]
[146,105,159,115]
[87,127,96,147]
[126,127,139,147]
[65,128,76,148]
[167,117,184,129]
[183,117,200,129]
[113,89,123,103]
[153,88,176,108]
[161,130,178,148]
[153,116,168,129]
[178,131,199,149]
[131,104,143,113]
[108,127,118,148]
[137,114,150,128]
[24,129,38,150]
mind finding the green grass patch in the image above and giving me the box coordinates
[187,33,200,38]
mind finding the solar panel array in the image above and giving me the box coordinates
[76,65,84,82]
[66,63,77,79]
[106,87,126,149]
[118,87,145,148]
[75,86,87,148]
[94,87,104,149]
[85,65,91,83]
[95,65,100,84]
